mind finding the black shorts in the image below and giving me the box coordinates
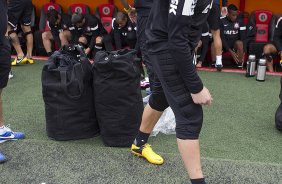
[8,0,33,30]
[0,37,11,89]
[149,52,203,140]
[207,4,221,30]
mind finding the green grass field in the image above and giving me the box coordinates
[1,61,282,184]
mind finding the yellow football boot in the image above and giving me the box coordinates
[131,143,164,165]
[11,56,25,66]
[23,57,34,64]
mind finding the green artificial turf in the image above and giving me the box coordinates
[1,61,282,184]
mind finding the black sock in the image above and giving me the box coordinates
[92,43,103,58]
[191,178,206,184]
[134,131,150,147]
[47,52,53,57]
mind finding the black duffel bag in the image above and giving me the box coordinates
[42,45,99,140]
[275,77,282,131]
[93,49,143,147]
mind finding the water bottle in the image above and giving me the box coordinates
[246,55,256,77]
[256,59,267,81]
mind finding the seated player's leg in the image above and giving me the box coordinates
[78,36,91,55]
[126,31,137,49]
[7,25,25,65]
[263,43,277,72]
[42,31,54,57]
[208,4,223,70]
[103,34,114,52]
[195,40,203,68]
[21,25,33,64]
[20,0,33,64]
[59,30,72,47]
[92,36,104,59]
[234,40,244,68]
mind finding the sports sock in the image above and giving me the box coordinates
[0,126,6,135]
[216,55,222,65]
[92,43,103,58]
[134,131,150,147]
[191,178,206,184]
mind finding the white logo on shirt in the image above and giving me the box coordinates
[169,0,179,15]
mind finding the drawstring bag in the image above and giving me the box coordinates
[93,49,143,147]
[42,45,99,140]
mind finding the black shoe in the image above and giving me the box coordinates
[215,64,223,71]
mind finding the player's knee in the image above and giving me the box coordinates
[175,105,203,140]
[263,44,273,54]
[95,36,103,44]
[42,32,48,40]
[59,32,65,40]
[148,92,169,112]
[78,37,87,44]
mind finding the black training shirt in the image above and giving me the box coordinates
[147,0,212,94]
[220,16,246,50]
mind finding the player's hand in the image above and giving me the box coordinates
[128,8,137,23]
[191,86,213,106]
[84,48,91,55]
[221,7,228,16]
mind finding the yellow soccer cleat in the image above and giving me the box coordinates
[22,57,34,64]
[11,56,25,66]
[131,143,164,165]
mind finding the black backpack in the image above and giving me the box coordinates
[275,77,282,131]
[42,45,99,140]
[93,49,143,147]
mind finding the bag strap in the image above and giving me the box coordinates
[60,63,84,99]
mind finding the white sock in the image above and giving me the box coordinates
[216,55,222,65]
[0,125,6,135]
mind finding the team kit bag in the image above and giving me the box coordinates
[42,45,99,140]
[93,49,144,147]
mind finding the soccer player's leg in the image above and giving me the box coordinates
[263,43,277,72]
[21,0,34,64]
[42,31,54,57]
[7,0,25,65]
[131,75,169,165]
[0,38,25,143]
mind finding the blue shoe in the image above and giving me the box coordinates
[0,126,25,143]
[0,152,6,163]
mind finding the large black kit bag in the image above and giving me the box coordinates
[93,49,143,147]
[42,45,99,140]
[275,77,282,131]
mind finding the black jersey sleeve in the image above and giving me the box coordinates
[239,19,246,41]
[274,18,282,53]
[168,0,212,94]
